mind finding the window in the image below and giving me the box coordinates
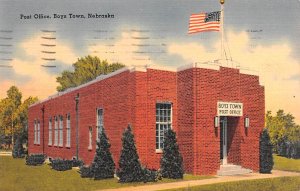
[96,108,104,141]
[156,103,172,151]
[59,115,63,147]
[48,118,52,145]
[66,114,71,147]
[34,120,37,144]
[54,116,58,146]
[88,126,92,150]
[37,120,40,145]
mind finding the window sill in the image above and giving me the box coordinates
[155,149,163,154]
[48,144,52,147]
[65,145,70,149]
[58,145,63,148]
[88,146,92,151]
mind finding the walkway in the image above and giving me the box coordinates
[100,170,300,191]
[0,151,12,156]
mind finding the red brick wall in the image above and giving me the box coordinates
[28,66,264,175]
[140,69,177,169]
[177,69,194,173]
[176,66,264,175]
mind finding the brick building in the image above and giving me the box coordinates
[28,63,265,175]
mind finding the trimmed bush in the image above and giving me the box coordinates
[25,154,46,166]
[260,128,274,173]
[72,158,84,167]
[51,158,73,171]
[90,128,115,180]
[79,166,93,178]
[142,168,158,183]
[12,138,25,158]
[117,125,144,183]
[160,129,184,179]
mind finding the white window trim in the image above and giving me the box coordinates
[34,120,37,144]
[48,118,52,146]
[66,113,71,148]
[37,120,40,145]
[155,102,172,152]
[59,115,63,147]
[88,126,93,150]
[54,116,58,146]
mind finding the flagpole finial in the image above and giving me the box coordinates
[220,0,225,4]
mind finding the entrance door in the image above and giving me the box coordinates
[220,117,227,165]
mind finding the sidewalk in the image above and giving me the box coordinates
[100,170,300,191]
[0,151,12,156]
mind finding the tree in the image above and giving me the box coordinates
[12,137,25,158]
[259,129,274,173]
[160,129,184,179]
[91,128,115,179]
[0,86,38,147]
[266,110,300,157]
[117,125,144,182]
[56,55,124,91]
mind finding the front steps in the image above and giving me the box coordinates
[217,164,252,176]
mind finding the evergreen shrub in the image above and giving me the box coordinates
[50,158,73,171]
[160,129,184,179]
[260,128,274,173]
[25,154,46,166]
[12,138,25,158]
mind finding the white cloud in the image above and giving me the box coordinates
[88,31,154,66]
[168,31,300,123]
[0,33,78,100]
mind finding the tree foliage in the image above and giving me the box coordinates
[160,129,184,179]
[0,86,38,146]
[56,55,124,92]
[266,110,300,158]
[91,128,115,179]
[259,129,274,173]
[117,125,144,183]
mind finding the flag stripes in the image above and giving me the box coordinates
[188,12,221,34]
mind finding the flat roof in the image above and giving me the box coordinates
[29,63,260,108]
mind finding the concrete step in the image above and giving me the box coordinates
[217,164,252,176]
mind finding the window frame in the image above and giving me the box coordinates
[58,115,63,147]
[155,102,172,153]
[96,108,104,142]
[34,120,37,144]
[88,126,93,150]
[54,116,58,146]
[66,113,71,148]
[37,120,40,145]
[48,118,52,146]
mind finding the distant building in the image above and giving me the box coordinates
[28,64,264,175]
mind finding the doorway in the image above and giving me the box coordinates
[220,116,227,165]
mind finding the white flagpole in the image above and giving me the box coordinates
[220,0,225,62]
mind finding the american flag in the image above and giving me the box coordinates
[188,11,221,34]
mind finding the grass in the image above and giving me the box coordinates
[164,155,300,191]
[273,154,300,172]
[164,176,300,191]
[0,156,212,191]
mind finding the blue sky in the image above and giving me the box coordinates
[0,0,299,122]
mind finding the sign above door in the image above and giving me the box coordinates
[217,101,243,116]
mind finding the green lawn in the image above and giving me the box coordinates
[273,154,300,172]
[164,155,300,191]
[0,156,212,191]
[164,176,300,191]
